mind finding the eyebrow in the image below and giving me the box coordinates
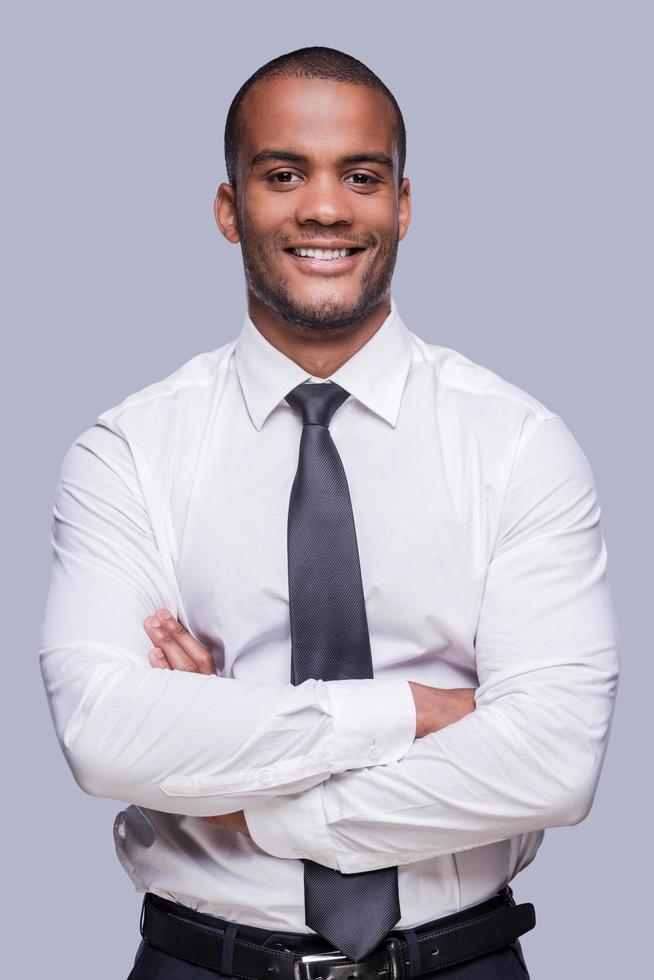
[249,149,395,171]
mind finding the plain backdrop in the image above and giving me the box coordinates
[3,2,651,978]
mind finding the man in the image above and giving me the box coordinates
[39,46,620,980]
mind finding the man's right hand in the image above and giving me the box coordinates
[408,681,476,738]
[144,610,217,674]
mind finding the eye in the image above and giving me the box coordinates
[267,171,302,184]
[345,173,380,185]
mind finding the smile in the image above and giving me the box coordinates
[290,247,361,259]
[284,246,367,273]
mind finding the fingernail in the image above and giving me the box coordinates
[151,618,161,628]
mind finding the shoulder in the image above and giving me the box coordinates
[407,331,560,450]
[60,340,236,486]
[97,341,236,435]
[97,341,235,463]
[410,332,557,419]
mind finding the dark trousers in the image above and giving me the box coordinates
[126,935,531,980]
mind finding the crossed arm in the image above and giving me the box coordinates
[39,414,620,872]
[140,611,477,836]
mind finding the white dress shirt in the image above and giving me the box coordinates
[39,296,620,932]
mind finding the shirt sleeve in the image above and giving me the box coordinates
[243,415,621,872]
[38,420,417,818]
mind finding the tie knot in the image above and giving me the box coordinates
[285,381,350,427]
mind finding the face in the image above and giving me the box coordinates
[215,77,411,332]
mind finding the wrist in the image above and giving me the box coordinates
[408,681,432,738]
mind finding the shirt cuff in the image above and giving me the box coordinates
[325,677,416,772]
[243,679,416,867]
[244,782,337,866]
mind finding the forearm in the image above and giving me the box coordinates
[245,662,618,871]
[44,652,415,816]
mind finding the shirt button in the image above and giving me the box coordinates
[368,744,380,759]
[259,768,274,785]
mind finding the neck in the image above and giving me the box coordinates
[247,293,391,378]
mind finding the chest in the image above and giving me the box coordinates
[174,398,496,683]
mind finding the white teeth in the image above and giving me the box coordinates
[291,247,354,260]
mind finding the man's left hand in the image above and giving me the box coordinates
[144,608,252,838]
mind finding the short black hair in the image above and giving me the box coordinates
[224,45,406,188]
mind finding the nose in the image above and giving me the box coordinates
[294,171,355,227]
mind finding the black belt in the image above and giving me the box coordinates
[140,885,536,979]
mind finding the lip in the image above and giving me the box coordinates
[284,246,368,275]
[285,240,366,250]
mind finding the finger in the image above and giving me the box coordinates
[143,615,198,672]
[148,647,171,669]
[149,609,216,674]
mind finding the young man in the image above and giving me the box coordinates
[39,46,620,980]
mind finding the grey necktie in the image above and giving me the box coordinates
[285,380,401,962]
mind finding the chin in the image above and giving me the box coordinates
[292,283,360,306]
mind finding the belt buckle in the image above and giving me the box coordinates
[293,950,350,980]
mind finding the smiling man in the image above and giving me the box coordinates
[217,68,409,369]
[39,46,619,980]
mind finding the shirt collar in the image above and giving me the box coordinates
[234,295,413,431]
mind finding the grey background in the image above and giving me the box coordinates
[3,1,650,977]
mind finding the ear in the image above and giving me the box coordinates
[214,183,240,244]
[398,177,412,242]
